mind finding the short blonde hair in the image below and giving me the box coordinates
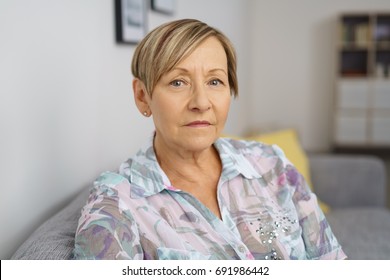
[131,19,238,97]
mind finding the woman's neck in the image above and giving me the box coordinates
[153,134,223,219]
[153,136,222,185]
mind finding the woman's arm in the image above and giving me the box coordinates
[73,172,143,259]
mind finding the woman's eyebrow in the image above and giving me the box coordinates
[208,68,228,75]
[170,67,190,74]
[171,67,227,75]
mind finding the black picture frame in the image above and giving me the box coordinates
[151,0,175,15]
[115,0,147,44]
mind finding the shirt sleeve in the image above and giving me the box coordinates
[272,145,347,260]
[73,172,144,259]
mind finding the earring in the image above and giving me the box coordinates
[143,112,148,116]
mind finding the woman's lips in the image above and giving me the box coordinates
[185,120,211,127]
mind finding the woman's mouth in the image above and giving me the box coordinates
[185,120,211,127]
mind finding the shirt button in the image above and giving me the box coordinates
[238,245,246,253]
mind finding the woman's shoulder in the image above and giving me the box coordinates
[88,171,130,197]
[94,171,128,187]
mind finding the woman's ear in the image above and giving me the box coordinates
[133,78,151,117]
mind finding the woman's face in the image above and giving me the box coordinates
[149,36,231,154]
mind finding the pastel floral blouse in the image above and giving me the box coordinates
[73,137,346,260]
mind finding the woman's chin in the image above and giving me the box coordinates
[180,134,219,152]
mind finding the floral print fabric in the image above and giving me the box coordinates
[73,137,346,260]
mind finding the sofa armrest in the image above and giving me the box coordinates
[308,154,387,208]
[11,187,89,260]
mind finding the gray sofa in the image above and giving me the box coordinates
[11,154,390,260]
[310,154,390,259]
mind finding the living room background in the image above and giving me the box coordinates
[1,0,389,259]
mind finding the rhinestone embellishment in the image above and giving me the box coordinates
[250,209,298,260]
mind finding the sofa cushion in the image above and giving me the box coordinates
[309,154,386,208]
[326,208,390,260]
[11,188,89,260]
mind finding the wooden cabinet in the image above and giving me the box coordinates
[334,13,390,148]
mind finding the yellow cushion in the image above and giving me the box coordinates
[225,129,330,213]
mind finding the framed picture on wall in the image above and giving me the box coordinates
[151,0,176,15]
[115,0,147,44]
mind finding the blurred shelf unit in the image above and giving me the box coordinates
[334,13,390,150]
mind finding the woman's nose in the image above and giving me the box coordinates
[188,84,211,112]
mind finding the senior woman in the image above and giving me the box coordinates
[73,19,346,260]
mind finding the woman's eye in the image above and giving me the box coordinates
[209,79,223,86]
[170,80,184,87]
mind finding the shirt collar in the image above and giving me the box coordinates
[214,138,262,182]
[122,136,261,199]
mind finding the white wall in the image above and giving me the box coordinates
[0,0,250,259]
[249,0,390,151]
